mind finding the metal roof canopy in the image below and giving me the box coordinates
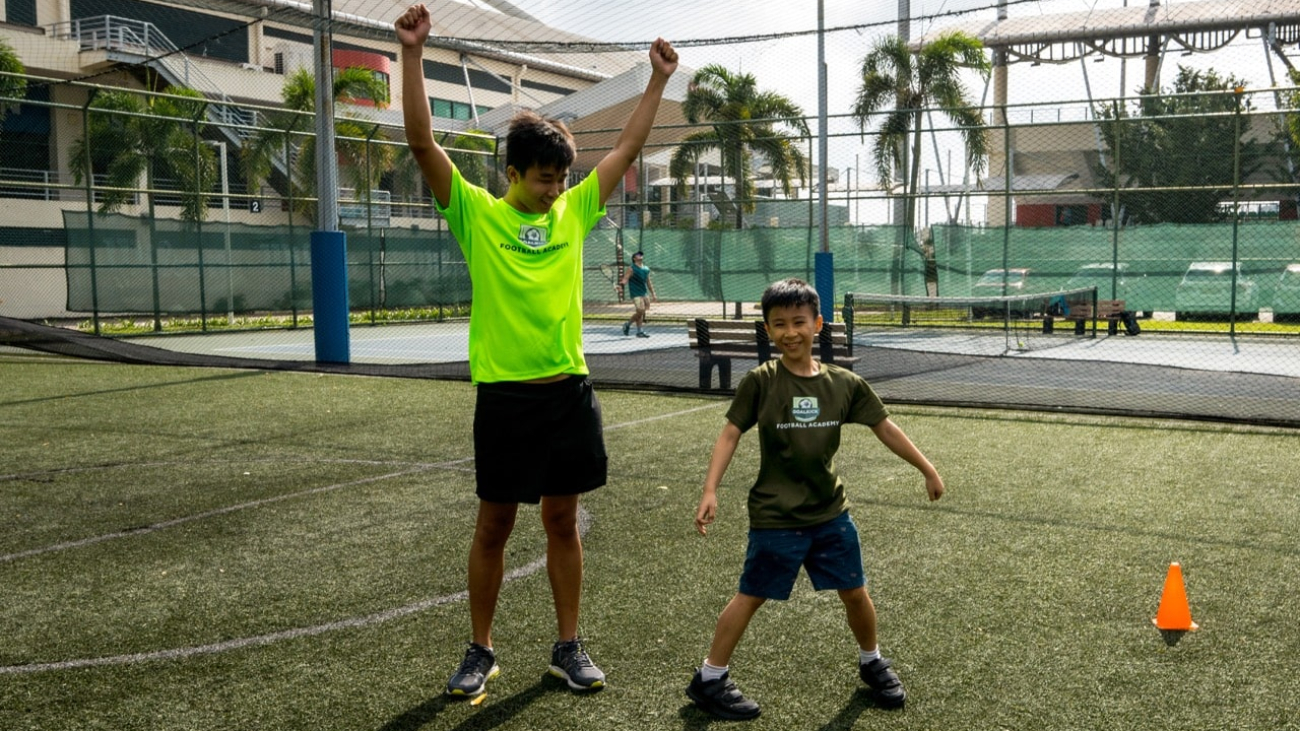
[918,0,1300,65]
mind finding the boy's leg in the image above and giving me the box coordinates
[468,500,520,646]
[706,592,766,667]
[540,494,583,640]
[686,592,765,720]
[839,586,905,708]
[633,298,648,333]
[542,493,606,691]
[838,586,877,653]
[447,500,517,697]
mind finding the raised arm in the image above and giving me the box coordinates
[595,38,678,204]
[396,4,453,208]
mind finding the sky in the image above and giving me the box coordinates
[504,1,1281,191]
[436,0,1287,221]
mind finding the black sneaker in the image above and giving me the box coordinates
[859,657,906,708]
[446,643,499,697]
[685,669,761,720]
[623,321,630,336]
[549,638,606,691]
[636,331,650,338]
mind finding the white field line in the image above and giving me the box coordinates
[0,402,718,674]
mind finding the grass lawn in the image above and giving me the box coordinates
[1,352,1297,730]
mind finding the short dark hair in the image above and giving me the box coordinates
[761,278,820,322]
[505,110,576,174]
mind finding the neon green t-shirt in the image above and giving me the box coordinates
[726,359,890,529]
[436,165,605,383]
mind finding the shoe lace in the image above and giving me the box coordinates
[458,644,494,674]
[558,640,594,669]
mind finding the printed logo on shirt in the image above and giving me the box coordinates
[792,396,820,422]
[518,224,548,249]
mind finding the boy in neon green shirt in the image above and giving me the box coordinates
[397,2,678,697]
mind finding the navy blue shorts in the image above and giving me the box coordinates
[738,511,866,600]
[473,376,607,504]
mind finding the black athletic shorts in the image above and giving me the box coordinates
[473,375,608,504]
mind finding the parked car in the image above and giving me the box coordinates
[971,268,1036,318]
[1064,262,1146,315]
[1272,263,1300,323]
[1174,262,1258,320]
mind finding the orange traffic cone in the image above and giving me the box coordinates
[1152,562,1198,631]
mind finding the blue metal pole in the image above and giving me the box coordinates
[311,231,350,363]
[815,251,835,323]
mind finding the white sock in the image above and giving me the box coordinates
[700,660,728,682]
[859,646,881,665]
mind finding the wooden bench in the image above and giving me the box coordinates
[686,318,858,389]
[1042,299,1129,336]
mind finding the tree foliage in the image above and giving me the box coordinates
[669,64,809,228]
[69,87,215,221]
[0,38,28,125]
[241,67,394,223]
[1093,66,1270,224]
[852,31,989,226]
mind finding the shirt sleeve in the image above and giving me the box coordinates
[847,373,889,427]
[434,164,495,255]
[566,168,607,232]
[725,369,762,433]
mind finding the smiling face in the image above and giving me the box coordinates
[765,302,823,365]
[505,163,568,214]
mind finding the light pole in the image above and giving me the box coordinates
[205,140,234,322]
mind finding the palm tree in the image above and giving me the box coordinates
[670,64,809,229]
[69,87,215,220]
[69,86,218,330]
[0,38,28,129]
[242,67,393,224]
[852,31,989,292]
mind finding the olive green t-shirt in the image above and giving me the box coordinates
[435,165,605,383]
[726,359,889,529]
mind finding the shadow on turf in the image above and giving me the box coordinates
[376,675,578,731]
[678,688,891,730]
[0,370,263,407]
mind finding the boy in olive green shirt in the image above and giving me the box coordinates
[688,278,945,720]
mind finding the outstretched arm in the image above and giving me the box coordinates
[595,38,678,204]
[695,421,742,535]
[870,418,945,501]
[396,4,453,208]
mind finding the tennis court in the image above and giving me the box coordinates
[126,319,690,364]
[2,354,1298,731]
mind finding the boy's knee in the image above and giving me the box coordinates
[542,513,580,541]
[473,521,513,551]
[838,586,871,605]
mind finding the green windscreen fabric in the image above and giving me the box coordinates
[934,221,1300,312]
[63,212,468,315]
[63,212,1295,318]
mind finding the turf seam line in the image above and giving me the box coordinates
[0,510,589,675]
[0,464,461,564]
[0,404,709,673]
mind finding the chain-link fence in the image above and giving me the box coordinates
[3,45,1299,425]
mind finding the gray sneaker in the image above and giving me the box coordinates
[549,638,606,691]
[446,643,498,697]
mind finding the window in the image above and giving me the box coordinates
[429,98,488,122]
